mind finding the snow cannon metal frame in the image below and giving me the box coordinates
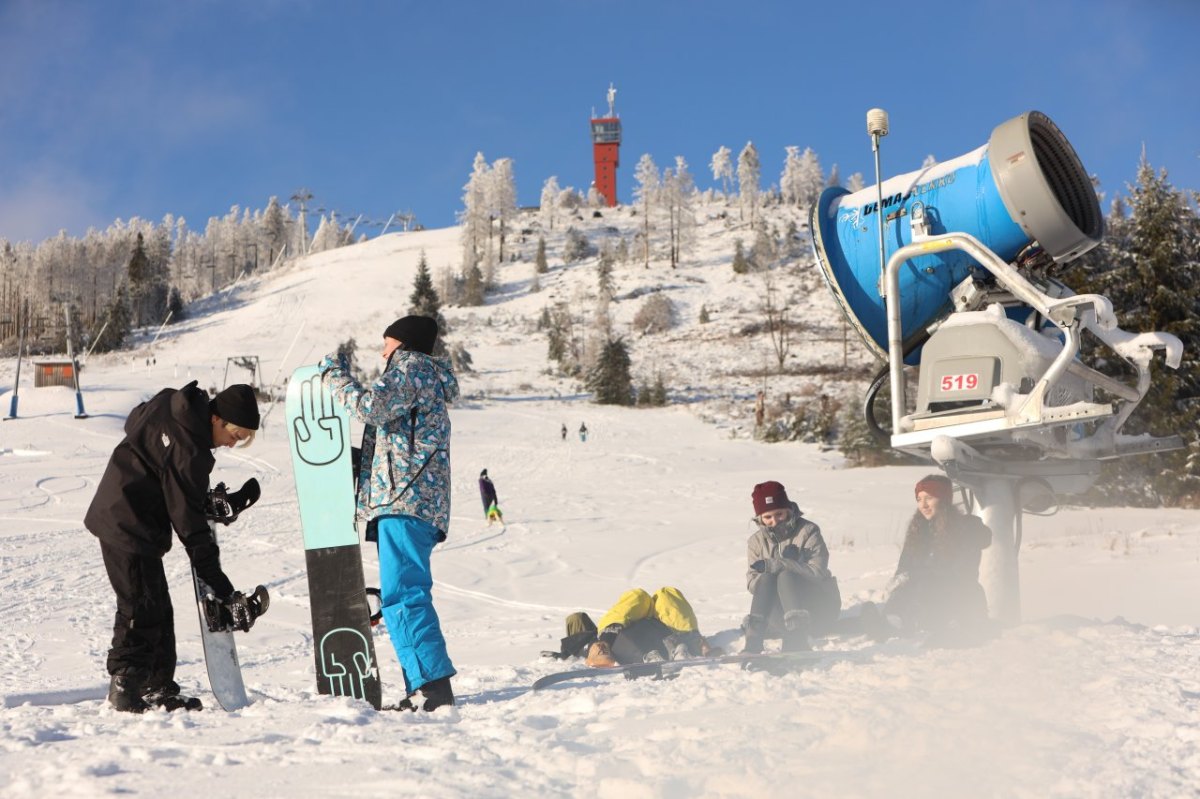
[811,110,1185,625]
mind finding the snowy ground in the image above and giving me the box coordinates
[2,222,1199,797]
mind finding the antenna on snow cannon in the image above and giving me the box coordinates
[810,110,1185,625]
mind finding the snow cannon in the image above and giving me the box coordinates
[811,111,1103,362]
[811,109,1183,467]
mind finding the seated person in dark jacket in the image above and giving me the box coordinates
[742,480,841,654]
[861,474,992,642]
[85,383,264,713]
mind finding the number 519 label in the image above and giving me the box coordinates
[940,373,979,392]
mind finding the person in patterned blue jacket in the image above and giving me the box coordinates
[320,315,459,712]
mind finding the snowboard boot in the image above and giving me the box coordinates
[419,677,455,712]
[859,602,894,643]
[108,674,150,714]
[741,613,766,655]
[781,610,811,652]
[143,680,203,712]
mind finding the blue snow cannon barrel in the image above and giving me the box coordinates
[810,111,1103,361]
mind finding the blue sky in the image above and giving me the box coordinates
[1,0,1196,244]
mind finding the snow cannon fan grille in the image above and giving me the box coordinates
[988,111,1104,264]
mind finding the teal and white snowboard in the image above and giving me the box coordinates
[286,365,382,709]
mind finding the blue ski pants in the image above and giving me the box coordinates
[376,514,455,694]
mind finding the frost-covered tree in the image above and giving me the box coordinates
[261,196,288,265]
[563,227,592,263]
[787,146,825,208]
[845,172,866,192]
[710,145,733,199]
[540,176,561,231]
[489,157,518,265]
[459,152,491,271]
[737,141,761,228]
[535,236,548,274]
[633,154,660,268]
[663,156,697,269]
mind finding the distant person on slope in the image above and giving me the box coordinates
[561,423,568,442]
[479,469,503,525]
[859,474,991,645]
[85,383,263,713]
[559,587,721,667]
[741,481,841,654]
[579,422,588,442]
[320,315,459,712]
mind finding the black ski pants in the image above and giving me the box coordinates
[749,569,839,636]
[610,617,674,665]
[100,541,176,685]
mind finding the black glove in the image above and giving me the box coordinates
[224,591,256,632]
[781,544,801,561]
[750,559,766,573]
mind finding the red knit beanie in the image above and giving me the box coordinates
[751,481,790,515]
[914,474,953,502]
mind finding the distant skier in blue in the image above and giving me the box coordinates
[579,422,589,442]
[321,315,458,712]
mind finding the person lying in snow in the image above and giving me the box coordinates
[556,587,723,667]
[859,474,992,645]
[741,480,842,654]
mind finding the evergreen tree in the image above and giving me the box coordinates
[463,262,485,306]
[732,238,750,274]
[126,233,153,327]
[1066,158,1200,505]
[587,337,634,405]
[837,394,890,466]
[167,286,185,321]
[409,250,441,317]
[92,284,132,353]
[261,196,287,264]
[597,246,615,298]
[535,236,549,274]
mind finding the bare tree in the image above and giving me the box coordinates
[762,277,791,372]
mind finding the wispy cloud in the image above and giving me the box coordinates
[0,168,107,243]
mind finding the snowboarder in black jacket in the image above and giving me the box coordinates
[85,381,262,713]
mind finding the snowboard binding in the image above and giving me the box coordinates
[205,478,261,525]
[201,585,270,633]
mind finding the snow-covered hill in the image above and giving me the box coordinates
[2,211,1199,798]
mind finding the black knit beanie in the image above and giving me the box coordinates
[210,384,260,430]
[383,315,438,355]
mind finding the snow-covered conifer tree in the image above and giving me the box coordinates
[711,145,733,199]
[737,142,761,228]
[540,176,561,231]
[633,154,660,268]
[458,152,490,272]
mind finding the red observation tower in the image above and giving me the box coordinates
[590,83,621,207]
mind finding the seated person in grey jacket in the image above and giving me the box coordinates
[743,480,841,653]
